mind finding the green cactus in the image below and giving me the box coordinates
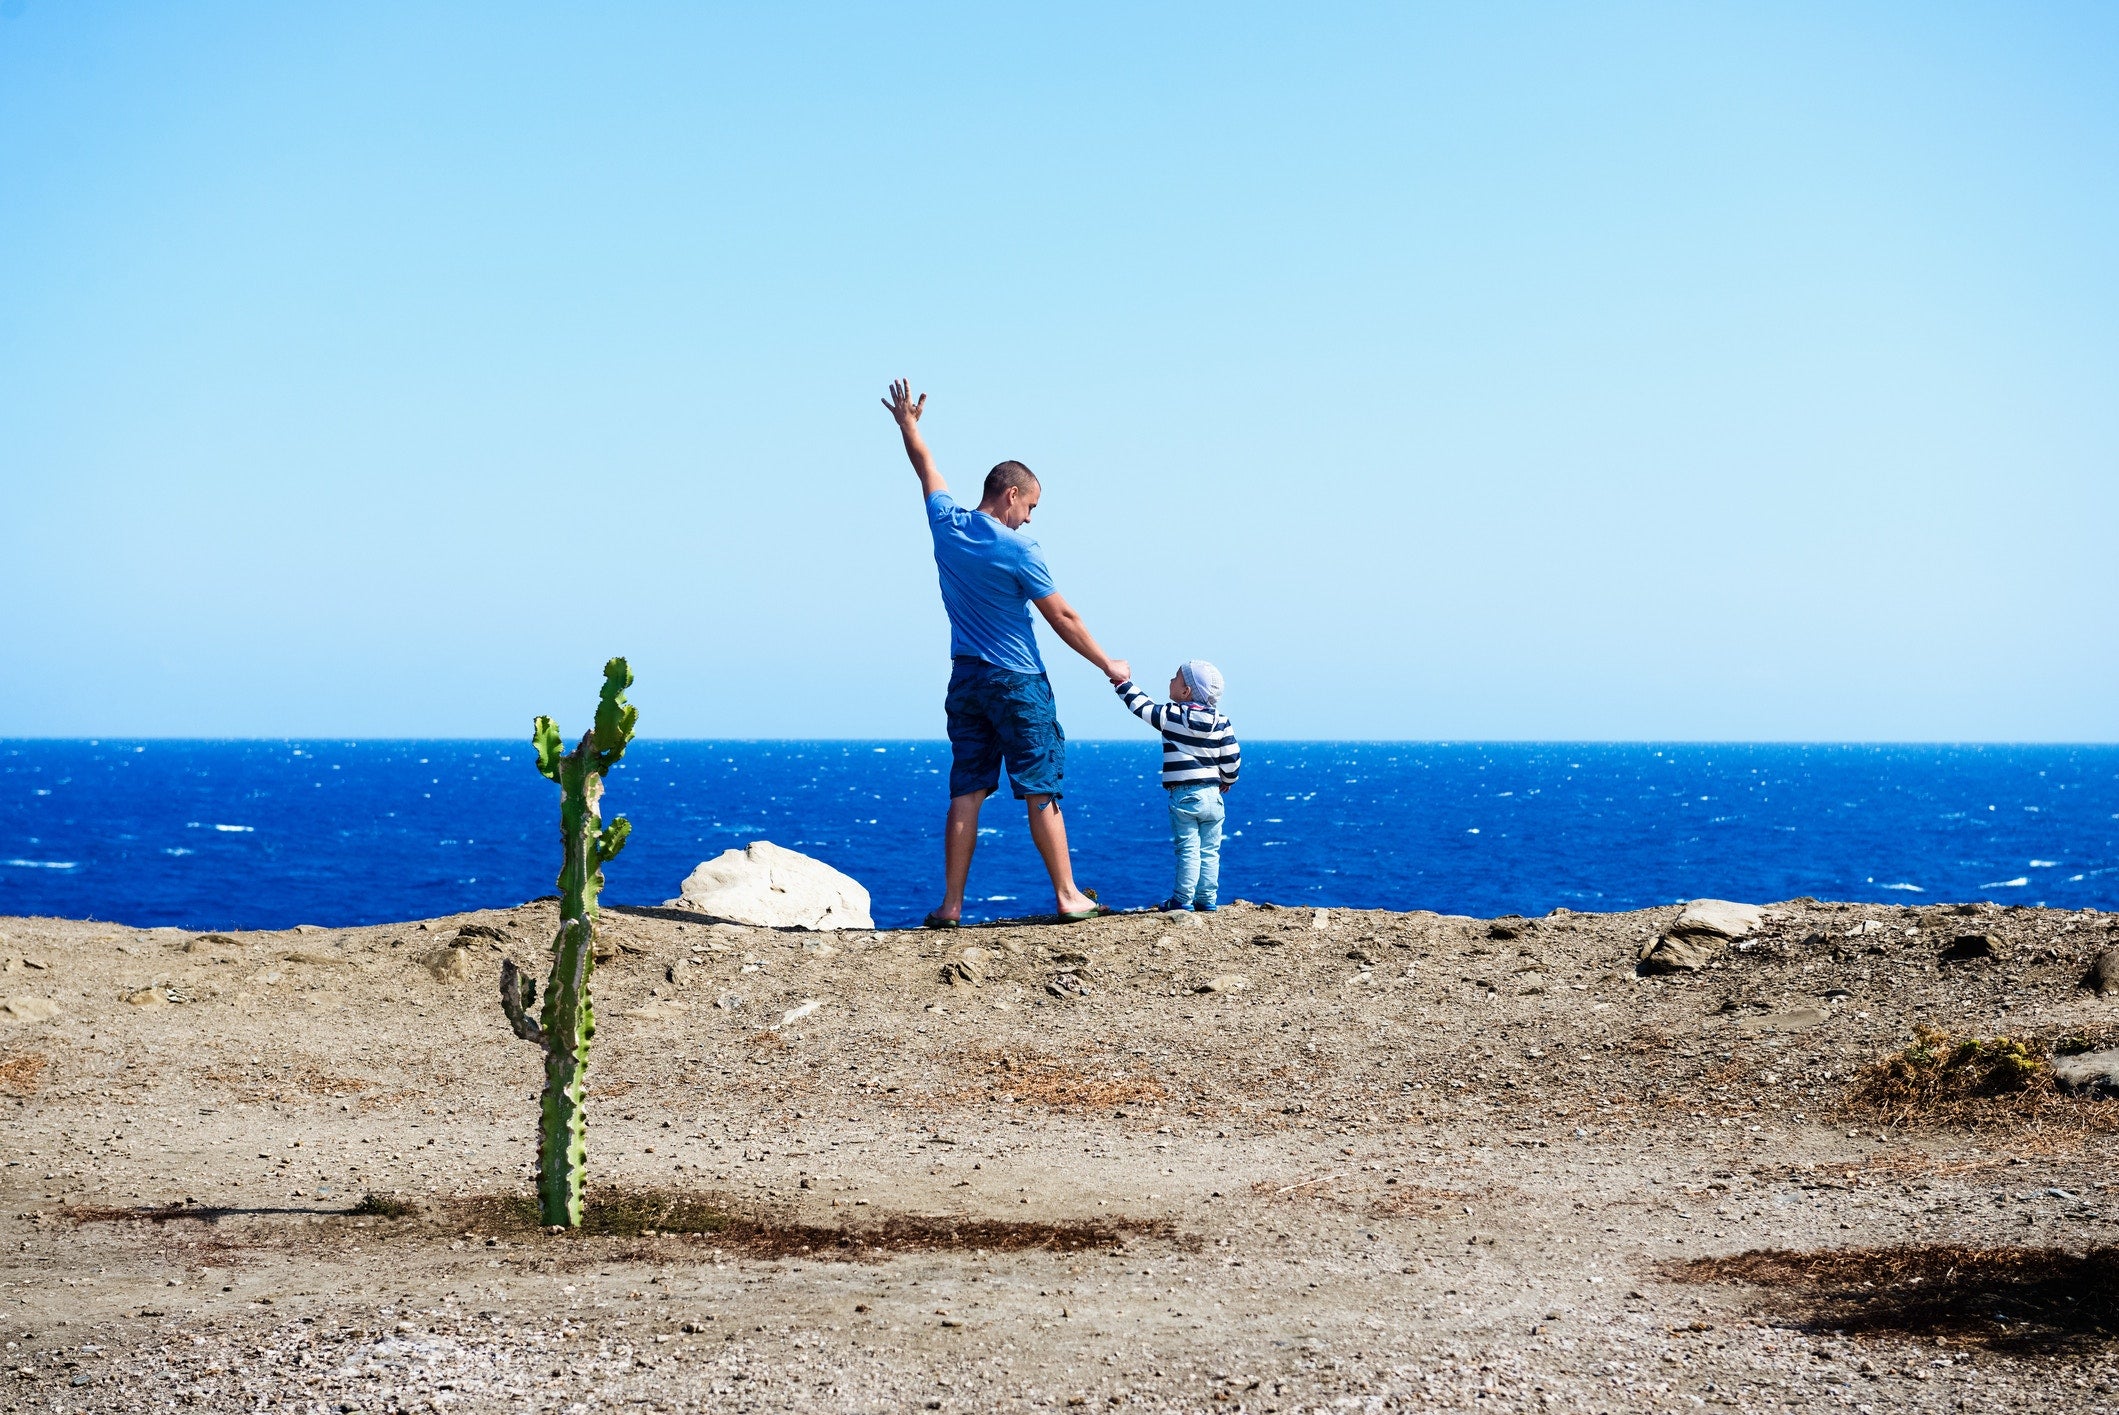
[499,656,638,1228]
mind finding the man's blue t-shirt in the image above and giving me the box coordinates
[927,491,1055,675]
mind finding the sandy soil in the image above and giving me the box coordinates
[3,896,2117,1413]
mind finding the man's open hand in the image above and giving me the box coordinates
[882,378,926,427]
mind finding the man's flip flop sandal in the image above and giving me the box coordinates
[923,912,961,930]
[1057,888,1107,924]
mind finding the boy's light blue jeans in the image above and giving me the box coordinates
[1167,781,1226,910]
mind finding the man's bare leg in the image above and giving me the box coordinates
[1024,794,1097,915]
[934,791,986,923]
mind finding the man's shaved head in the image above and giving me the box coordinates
[981,460,1040,504]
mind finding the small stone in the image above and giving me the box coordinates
[184,934,242,953]
[1046,971,1089,999]
[1347,948,1377,967]
[2083,949,2119,997]
[2051,1049,2119,1095]
[122,986,168,1007]
[1312,910,1332,930]
[1730,1008,1828,1035]
[1251,934,1284,948]
[455,924,512,947]
[2,996,61,1021]
[1941,933,2001,963]
[1488,921,1521,941]
[1195,974,1250,994]
[667,959,702,990]
[421,946,473,983]
[1640,934,1721,973]
[1670,899,1765,940]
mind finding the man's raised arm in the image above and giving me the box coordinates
[1034,592,1126,682]
[882,379,947,499]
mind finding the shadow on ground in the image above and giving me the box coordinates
[63,1185,1186,1262]
[1671,1245,2119,1351]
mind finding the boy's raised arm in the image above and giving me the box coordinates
[881,378,947,499]
[1111,674,1168,731]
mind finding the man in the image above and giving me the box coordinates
[882,378,1121,927]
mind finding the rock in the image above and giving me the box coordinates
[714,993,746,1011]
[1640,933,1721,973]
[2,996,61,1021]
[185,934,242,953]
[664,842,874,930]
[2052,1049,2119,1095]
[1670,900,1764,940]
[666,959,704,990]
[1195,974,1250,994]
[1941,933,2002,963]
[293,924,325,934]
[1729,1008,1827,1035]
[1312,910,1333,931]
[2083,949,2119,997]
[1251,933,1284,948]
[1046,971,1089,999]
[1347,948,1378,967]
[422,946,473,983]
[122,986,168,1007]
[454,924,512,947]
[623,999,687,1022]
[940,947,991,987]
[777,999,822,1028]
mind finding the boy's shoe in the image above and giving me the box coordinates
[1193,902,1218,913]
[1155,897,1191,913]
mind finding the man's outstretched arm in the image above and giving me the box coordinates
[882,378,946,499]
[1034,593,1125,682]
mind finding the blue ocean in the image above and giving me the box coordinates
[2,741,2114,931]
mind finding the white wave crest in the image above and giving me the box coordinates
[4,858,76,870]
[1981,877,2030,889]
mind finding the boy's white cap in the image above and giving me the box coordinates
[1180,660,1224,708]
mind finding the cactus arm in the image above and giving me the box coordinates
[595,815,630,866]
[590,657,637,774]
[532,716,565,782]
[498,958,544,1045]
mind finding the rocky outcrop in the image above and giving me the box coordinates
[1639,898,1765,973]
[664,841,874,931]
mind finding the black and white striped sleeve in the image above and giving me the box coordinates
[1114,679,1168,732]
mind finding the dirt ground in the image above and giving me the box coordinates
[4,895,2118,1413]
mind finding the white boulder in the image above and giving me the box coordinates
[663,841,873,931]
[1670,899,1765,940]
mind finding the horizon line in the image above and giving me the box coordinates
[5,736,2118,749]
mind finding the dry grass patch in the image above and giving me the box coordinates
[946,1044,1169,1112]
[1849,1026,2119,1130]
[0,1051,47,1096]
[1669,1245,2119,1352]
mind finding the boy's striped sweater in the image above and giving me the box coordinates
[1113,680,1241,788]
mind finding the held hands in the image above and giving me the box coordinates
[1105,658,1131,685]
[881,378,926,427]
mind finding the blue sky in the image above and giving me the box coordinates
[3,3,2114,741]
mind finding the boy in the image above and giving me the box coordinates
[1108,660,1241,912]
